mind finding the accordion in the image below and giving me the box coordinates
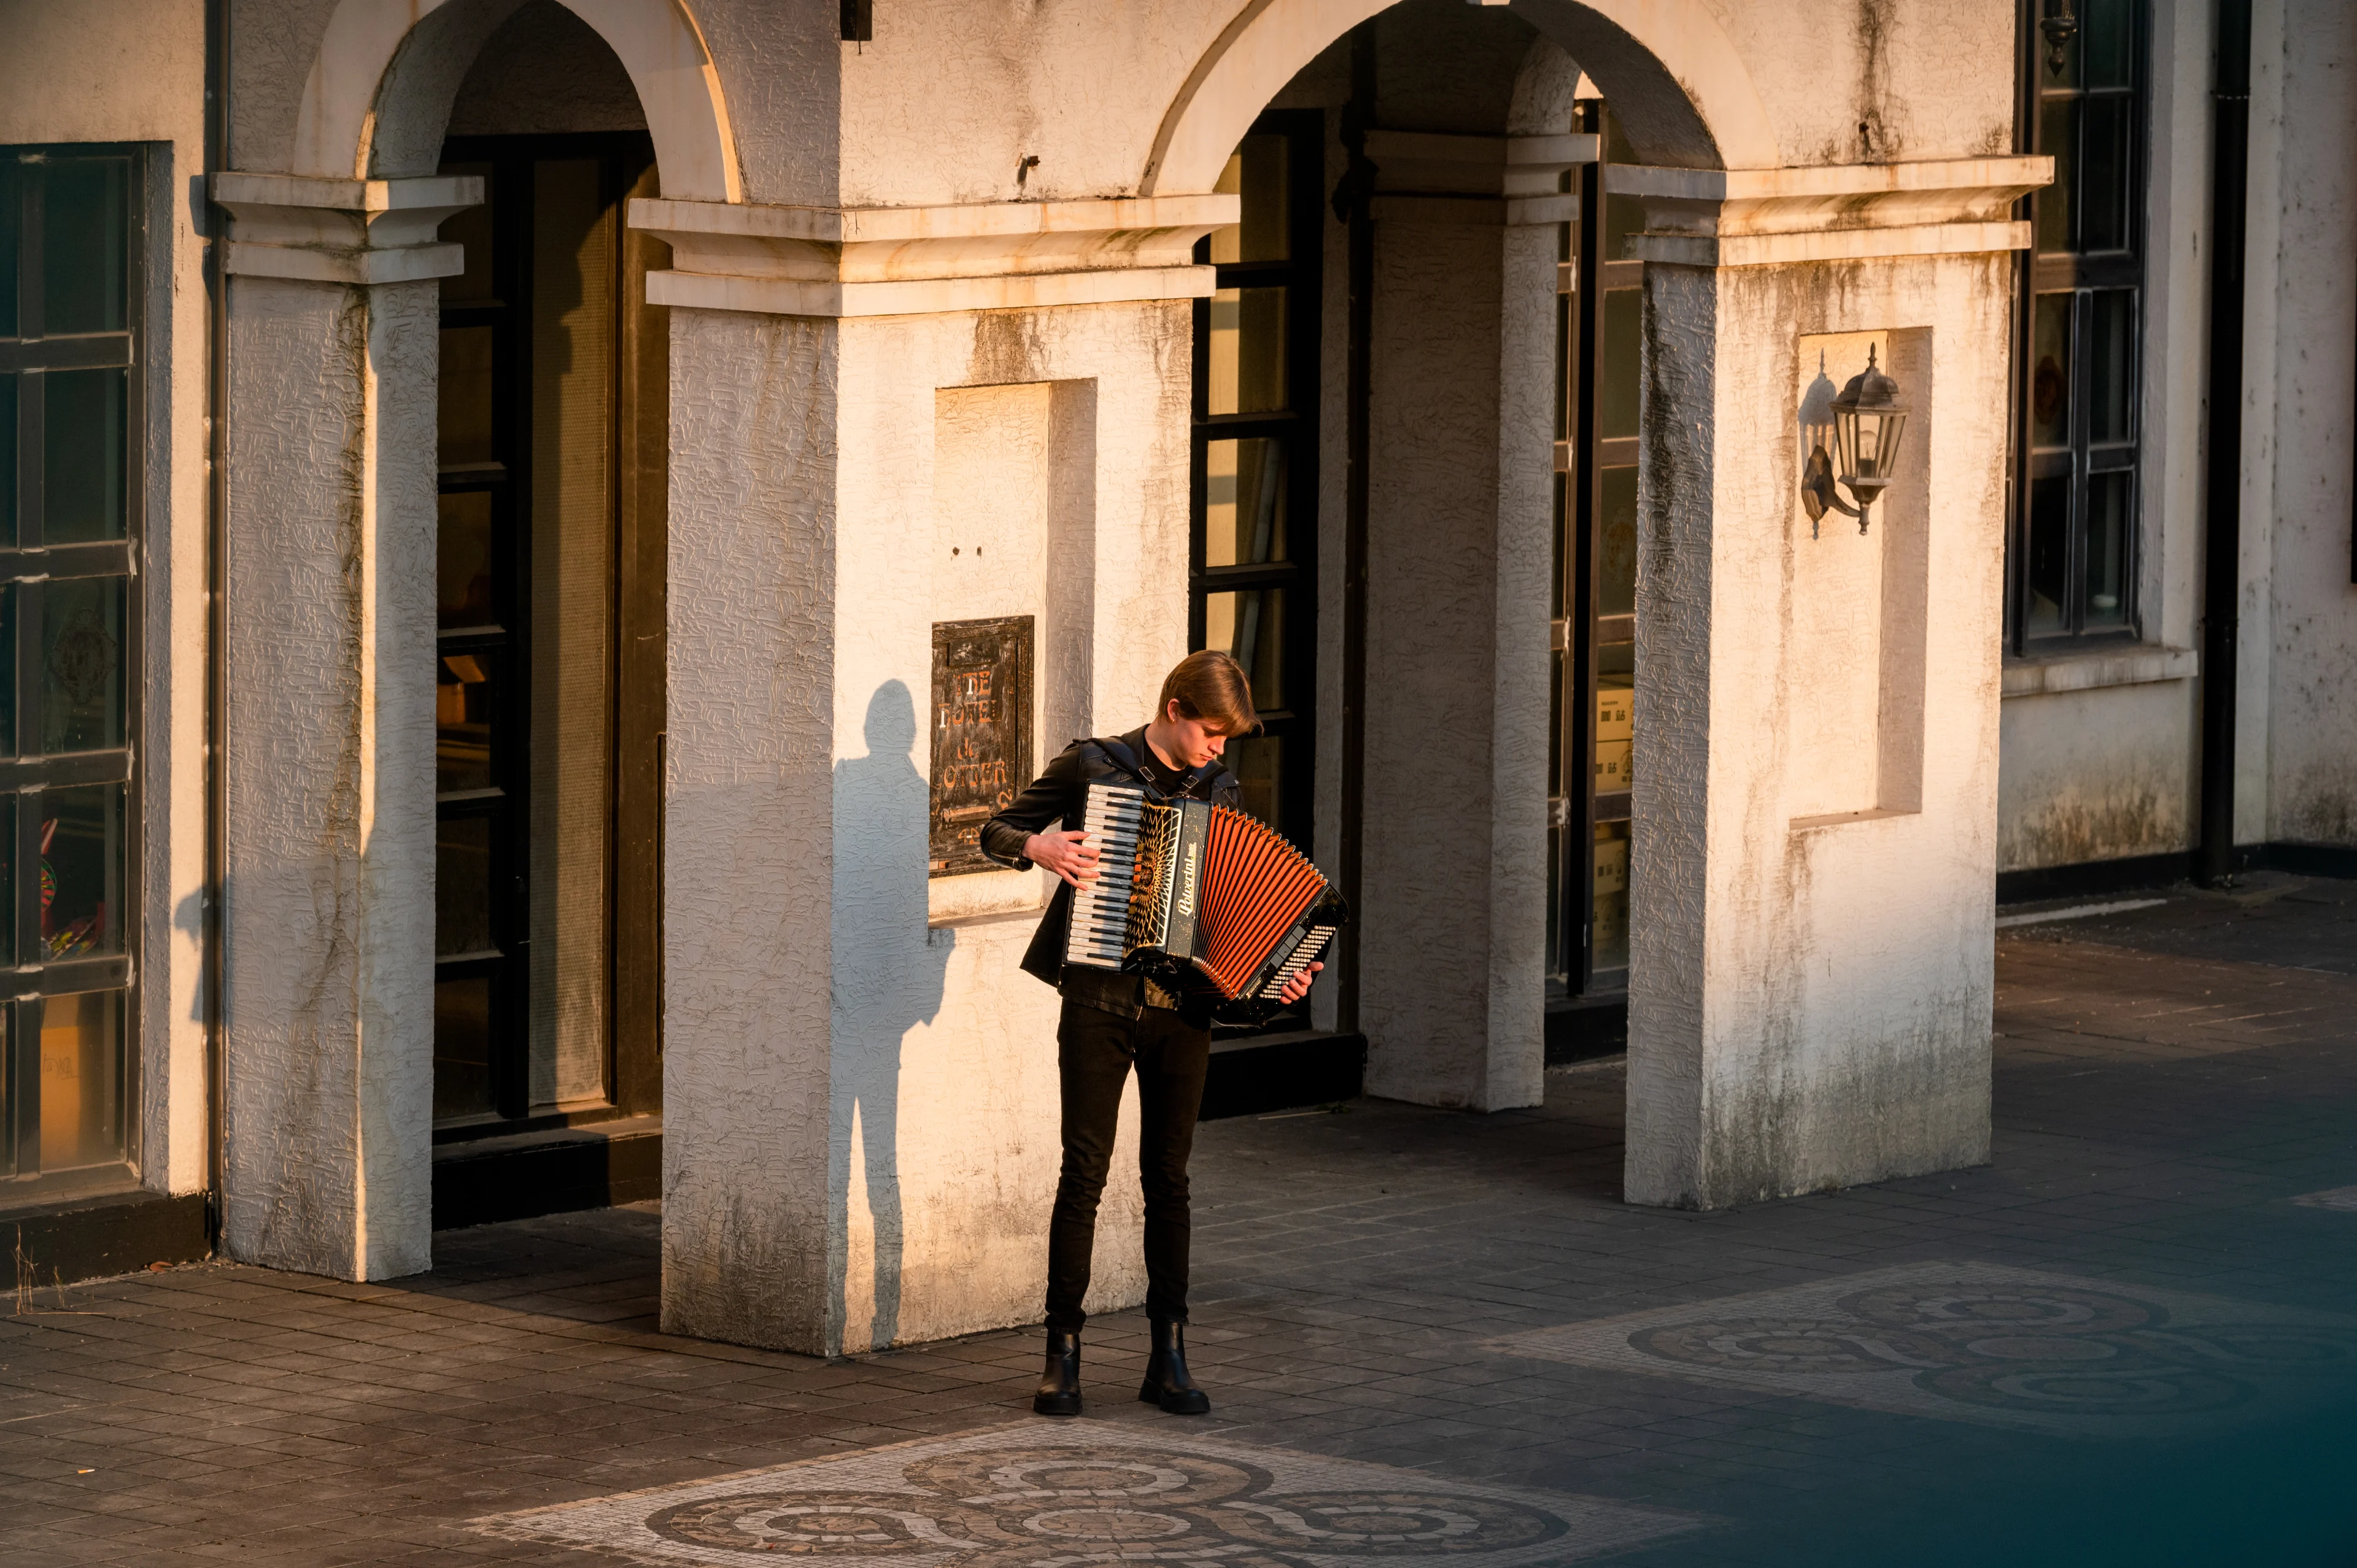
[1064,782,1345,1006]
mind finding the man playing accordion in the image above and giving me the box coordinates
[981,651,1320,1418]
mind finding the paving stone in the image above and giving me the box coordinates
[6,892,2357,1563]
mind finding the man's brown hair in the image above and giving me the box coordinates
[1159,650,1259,736]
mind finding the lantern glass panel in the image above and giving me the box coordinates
[1859,409,1906,483]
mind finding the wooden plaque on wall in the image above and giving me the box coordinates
[931,616,1034,877]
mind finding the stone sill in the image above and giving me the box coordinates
[2002,644,2197,698]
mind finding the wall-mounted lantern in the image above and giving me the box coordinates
[1800,344,1909,537]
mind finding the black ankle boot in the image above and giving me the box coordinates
[1139,1318,1210,1415]
[1033,1329,1083,1416]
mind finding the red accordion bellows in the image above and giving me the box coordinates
[1193,805,1330,999]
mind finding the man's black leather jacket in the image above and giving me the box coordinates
[979,727,1239,1022]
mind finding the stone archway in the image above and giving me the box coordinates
[1140,0,1780,196]
[1131,0,2038,1213]
[290,0,741,199]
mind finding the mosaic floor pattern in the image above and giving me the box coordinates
[1487,1262,2357,1439]
[473,1420,1705,1568]
[2290,1185,2357,1211]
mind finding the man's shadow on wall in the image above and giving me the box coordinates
[829,680,954,1353]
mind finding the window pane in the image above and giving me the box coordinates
[42,367,127,543]
[0,160,18,339]
[41,575,126,754]
[2037,97,2078,254]
[1202,587,1285,710]
[0,794,15,961]
[1205,287,1288,415]
[0,374,14,544]
[1548,645,1565,795]
[1209,135,1291,266]
[0,585,13,755]
[2082,470,2131,628]
[40,782,123,960]
[438,815,495,956]
[435,976,495,1121]
[438,648,500,792]
[439,325,497,467]
[39,989,123,1172]
[1545,821,1563,984]
[2026,473,2070,637]
[1599,288,1641,439]
[438,490,497,627]
[2082,0,2134,88]
[1203,438,1288,567]
[2079,96,2132,254]
[41,159,128,336]
[1604,188,1642,261]
[2031,293,2073,448]
[1593,821,1630,974]
[1224,733,1283,830]
[1598,465,1638,616]
[437,161,495,304]
[2088,289,2135,444]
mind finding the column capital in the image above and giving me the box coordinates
[212,172,482,285]
[629,194,1237,318]
[1364,129,1599,228]
[1606,156,2053,267]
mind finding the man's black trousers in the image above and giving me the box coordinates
[1044,1000,1211,1333]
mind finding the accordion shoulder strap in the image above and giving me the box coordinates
[1083,734,1231,804]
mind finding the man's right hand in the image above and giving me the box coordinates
[1026,829,1101,889]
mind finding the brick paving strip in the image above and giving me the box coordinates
[3,884,2356,1565]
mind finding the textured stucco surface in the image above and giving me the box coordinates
[2254,0,2357,847]
[446,0,650,137]
[662,301,1187,1354]
[1626,255,2010,1210]
[222,276,438,1279]
[1359,205,1550,1113]
[0,0,215,1199]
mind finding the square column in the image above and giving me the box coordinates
[644,197,1229,1353]
[1613,161,2046,1208]
[1356,137,1585,1113]
[212,174,476,1278]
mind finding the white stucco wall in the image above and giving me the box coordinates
[0,0,214,1199]
[2253,0,2357,846]
[662,299,1186,1354]
[221,276,438,1278]
[1627,254,2011,1208]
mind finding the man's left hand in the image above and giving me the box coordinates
[1277,961,1323,1007]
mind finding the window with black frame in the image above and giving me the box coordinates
[2015,0,2146,644]
[0,147,141,1189]
[1546,103,1641,1000]
[1190,114,1322,843]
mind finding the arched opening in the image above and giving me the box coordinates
[1177,0,1737,1110]
[425,1,671,1215]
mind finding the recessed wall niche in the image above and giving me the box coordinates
[926,380,1096,922]
[1787,328,1930,828]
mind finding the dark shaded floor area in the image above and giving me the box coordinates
[2,881,2355,1566]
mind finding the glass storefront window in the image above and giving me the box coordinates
[2013,0,2146,645]
[40,991,123,1172]
[1,145,140,1184]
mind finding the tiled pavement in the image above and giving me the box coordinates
[4,876,2356,1567]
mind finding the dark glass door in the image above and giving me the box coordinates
[433,134,667,1134]
[1548,105,1643,998]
